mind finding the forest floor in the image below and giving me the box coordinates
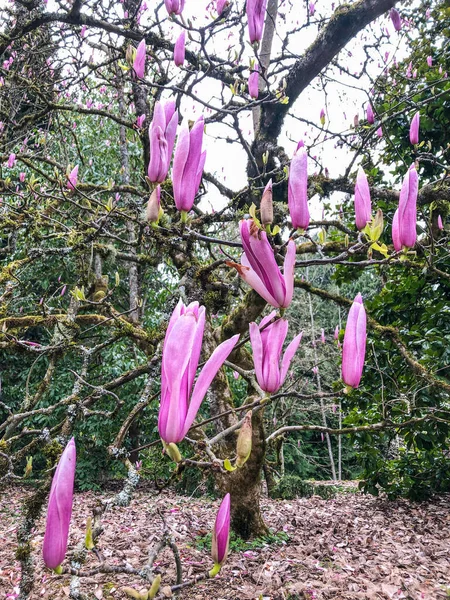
[1,484,449,600]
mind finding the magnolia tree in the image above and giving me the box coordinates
[0,0,449,597]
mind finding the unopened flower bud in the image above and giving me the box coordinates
[320,108,326,126]
[236,411,252,467]
[146,185,162,224]
[372,209,384,241]
[260,180,273,227]
[165,442,182,463]
[121,587,141,599]
[126,44,136,68]
[148,574,162,599]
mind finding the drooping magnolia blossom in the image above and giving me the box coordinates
[165,0,185,15]
[354,166,372,230]
[133,40,146,78]
[211,494,230,567]
[148,101,178,183]
[172,116,206,213]
[288,142,310,230]
[250,312,302,394]
[158,301,239,444]
[246,0,268,44]
[43,438,76,570]
[67,165,79,190]
[341,294,367,389]
[366,103,375,124]
[392,209,402,251]
[229,220,296,309]
[7,153,15,168]
[397,163,418,249]
[390,7,401,31]
[248,63,259,99]
[173,30,185,67]
[409,111,420,145]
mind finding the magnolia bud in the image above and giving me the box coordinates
[122,588,141,599]
[165,442,182,463]
[126,45,136,68]
[146,186,162,224]
[236,411,252,467]
[320,108,326,125]
[148,575,162,599]
[260,180,273,227]
[372,209,384,241]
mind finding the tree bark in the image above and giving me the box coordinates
[216,408,268,539]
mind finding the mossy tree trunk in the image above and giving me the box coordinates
[217,410,268,539]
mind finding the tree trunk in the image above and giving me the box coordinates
[217,409,268,539]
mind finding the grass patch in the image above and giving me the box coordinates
[195,529,290,553]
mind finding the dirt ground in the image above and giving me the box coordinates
[1,485,449,599]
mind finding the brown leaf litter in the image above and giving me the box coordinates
[0,486,449,599]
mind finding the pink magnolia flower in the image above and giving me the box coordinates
[376,126,383,137]
[67,165,79,190]
[321,328,326,344]
[427,56,433,67]
[334,325,339,340]
[309,2,315,16]
[437,215,444,230]
[250,312,302,394]
[288,142,310,230]
[158,301,239,444]
[136,114,146,128]
[246,0,268,44]
[248,63,259,99]
[148,101,178,183]
[391,209,401,252]
[133,39,146,79]
[174,30,185,67]
[229,219,296,309]
[409,111,420,145]
[390,7,401,31]
[172,116,206,212]
[366,103,374,124]
[165,0,185,15]
[43,438,76,570]
[354,166,371,230]
[342,293,367,388]
[217,0,228,16]
[397,163,418,249]
[19,172,26,182]
[211,494,230,566]
[7,153,15,168]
